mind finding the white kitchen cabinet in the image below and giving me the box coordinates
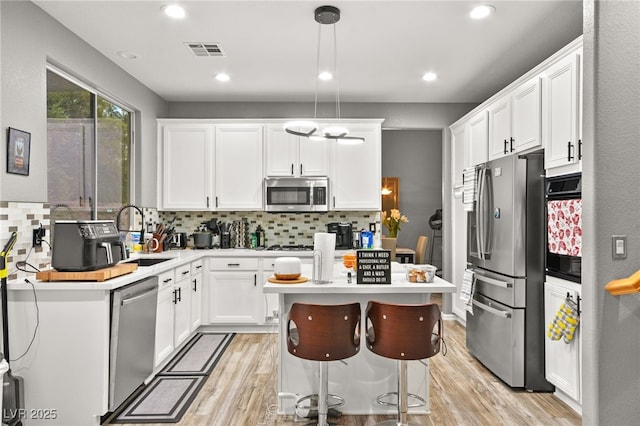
[467,111,488,166]
[190,259,204,332]
[209,258,261,324]
[154,269,176,366]
[488,77,541,160]
[544,276,582,405]
[451,122,467,186]
[173,263,192,348]
[264,125,329,177]
[214,124,264,210]
[543,48,582,173]
[330,122,382,210]
[159,122,214,210]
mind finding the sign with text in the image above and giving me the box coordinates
[356,250,391,284]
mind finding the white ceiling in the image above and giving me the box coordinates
[34,0,583,103]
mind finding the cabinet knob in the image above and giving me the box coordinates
[291,164,294,175]
[510,137,514,152]
[503,139,509,155]
[193,278,197,292]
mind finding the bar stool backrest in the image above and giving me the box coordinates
[365,301,442,360]
[287,302,361,361]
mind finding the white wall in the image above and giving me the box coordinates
[582,1,640,424]
[0,0,168,206]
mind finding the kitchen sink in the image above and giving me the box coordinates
[124,257,173,267]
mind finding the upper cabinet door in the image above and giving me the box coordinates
[264,125,329,177]
[511,76,542,153]
[451,122,468,187]
[299,137,329,176]
[330,123,381,211]
[488,97,512,160]
[161,123,214,210]
[543,51,581,171]
[264,125,298,177]
[215,124,264,210]
[468,111,488,166]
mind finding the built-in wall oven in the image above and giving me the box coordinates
[545,173,582,283]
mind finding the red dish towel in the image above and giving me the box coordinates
[547,199,582,256]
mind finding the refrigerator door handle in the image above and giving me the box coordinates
[483,171,493,257]
[476,274,513,289]
[476,167,485,260]
[472,299,512,318]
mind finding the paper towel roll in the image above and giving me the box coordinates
[313,232,336,283]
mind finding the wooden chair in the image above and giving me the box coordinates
[381,237,397,261]
[365,301,443,426]
[415,235,429,265]
[287,302,361,426]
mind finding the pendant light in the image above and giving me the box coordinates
[283,5,364,144]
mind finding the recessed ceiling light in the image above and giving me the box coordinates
[117,51,138,59]
[470,5,495,20]
[318,72,333,81]
[215,73,230,82]
[162,4,186,19]
[422,72,437,82]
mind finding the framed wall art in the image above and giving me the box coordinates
[7,127,31,176]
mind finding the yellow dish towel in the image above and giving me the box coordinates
[547,296,580,343]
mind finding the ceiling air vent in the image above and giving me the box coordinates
[185,42,225,57]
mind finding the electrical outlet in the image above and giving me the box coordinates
[32,225,45,247]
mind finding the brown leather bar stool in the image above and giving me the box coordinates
[365,301,443,426]
[287,302,361,426]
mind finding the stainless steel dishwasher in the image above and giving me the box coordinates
[109,276,159,410]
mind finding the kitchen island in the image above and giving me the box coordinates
[264,263,456,416]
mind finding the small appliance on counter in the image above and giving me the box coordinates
[192,223,213,249]
[52,220,126,272]
[327,222,353,249]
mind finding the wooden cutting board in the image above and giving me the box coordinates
[36,263,138,282]
[267,276,309,284]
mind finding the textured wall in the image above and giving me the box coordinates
[582,1,640,424]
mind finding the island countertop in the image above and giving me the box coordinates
[264,262,457,294]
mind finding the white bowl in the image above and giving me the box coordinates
[405,264,437,283]
[274,257,302,280]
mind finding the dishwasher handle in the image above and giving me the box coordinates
[121,287,158,306]
[472,299,511,318]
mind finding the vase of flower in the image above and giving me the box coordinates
[382,209,409,238]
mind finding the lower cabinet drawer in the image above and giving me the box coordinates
[209,258,259,271]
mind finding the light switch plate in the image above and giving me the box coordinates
[612,235,627,259]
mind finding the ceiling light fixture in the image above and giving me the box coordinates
[470,5,495,20]
[318,71,333,81]
[117,51,138,60]
[215,73,230,82]
[162,4,186,19]
[283,5,364,144]
[422,72,437,82]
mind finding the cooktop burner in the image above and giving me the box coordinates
[267,244,314,251]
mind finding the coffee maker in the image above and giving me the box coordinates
[326,222,353,249]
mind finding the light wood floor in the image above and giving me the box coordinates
[111,299,581,426]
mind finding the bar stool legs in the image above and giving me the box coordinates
[294,361,344,426]
[375,360,425,426]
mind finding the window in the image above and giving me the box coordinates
[47,68,132,225]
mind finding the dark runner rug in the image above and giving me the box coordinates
[112,332,234,423]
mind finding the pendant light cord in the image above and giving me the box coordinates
[333,23,341,120]
[314,23,321,120]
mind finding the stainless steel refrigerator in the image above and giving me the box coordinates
[466,150,553,391]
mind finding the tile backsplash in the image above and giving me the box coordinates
[0,201,380,280]
[0,201,51,281]
[155,210,381,247]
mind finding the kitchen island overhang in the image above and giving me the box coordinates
[264,266,456,416]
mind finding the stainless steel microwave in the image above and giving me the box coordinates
[264,177,329,212]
